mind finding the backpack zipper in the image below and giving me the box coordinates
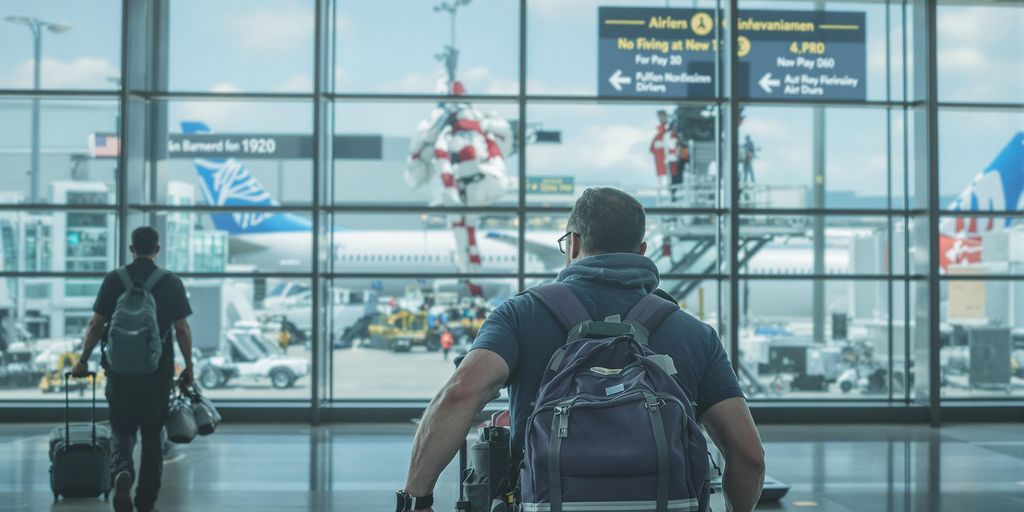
[577,362,643,379]
[527,385,686,441]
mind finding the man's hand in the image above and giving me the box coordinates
[404,349,509,498]
[71,360,90,378]
[703,397,765,512]
[178,366,194,389]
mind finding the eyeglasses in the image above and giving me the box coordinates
[557,232,573,254]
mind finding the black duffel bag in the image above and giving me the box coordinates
[187,385,221,436]
[165,388,198,444]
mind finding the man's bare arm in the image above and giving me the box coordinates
[174,319,194,386]
[404,349,509,500]
[72,313,107,376]
[702,397,765,512]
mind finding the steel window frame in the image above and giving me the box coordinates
[0,0,1020,423]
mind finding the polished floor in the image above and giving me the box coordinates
[1,423,1022,511]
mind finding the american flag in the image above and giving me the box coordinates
[88,133,120,158]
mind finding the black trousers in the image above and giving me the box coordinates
[106,373,171,511]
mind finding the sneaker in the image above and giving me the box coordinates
[112,470,133,512]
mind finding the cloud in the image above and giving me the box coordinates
[936,6,1023,100]
[740,114,812,183]
[385,66,518,95]
[209,83,244,93]
[232,7,314,53]
[530,0,604,21]
[531,123,650,177]
[175,83,246,128]
[4,57,119,89]
[336,14,354,35]
[525,79,590,96]
[276,75,312,92]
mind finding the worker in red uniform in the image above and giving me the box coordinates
[440,329,455,362]
[650,109,684,201]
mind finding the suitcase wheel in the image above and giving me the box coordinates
[53,493,59,503]
[104,491,110,502]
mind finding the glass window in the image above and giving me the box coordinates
[526,212,723,276]
[333,101,519,206]
[739,278,908,400]
[128,210,311,274]
[656,278,724,327]
[738,0,905,103]
[0,99,119,204]
[527,103,721,207]
[737,105,905,210]
[739,215,909,276]
[330,277,516,400]
[335,0,519,95]
[528,0,724,97]
[0,210,115,273]
[530,1,904,102]
[0,1,121,91]
[0,277,104,400]
[938,110,1024,211]
[331,213,519,274]
[939,280,1023,399]
[939,215,1023,276]
[186,277,312,400]
[937,3,1024,104]
[0,0,1016,410]
[167,0,314,92]
[145,100,313,206]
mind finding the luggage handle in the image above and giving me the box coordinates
[63,371,98,448]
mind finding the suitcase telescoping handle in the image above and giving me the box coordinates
[63,371,98,448]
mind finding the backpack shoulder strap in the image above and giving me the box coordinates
[142,267,168,292]
[114,267,133,290]
[523,283,592,332]
[625,293,680,336]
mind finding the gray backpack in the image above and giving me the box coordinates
[103,267,166,375]
[520,283,711,512]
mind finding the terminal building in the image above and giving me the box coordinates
[0,0,1021,510]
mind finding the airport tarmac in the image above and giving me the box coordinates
[1,345,1021,402]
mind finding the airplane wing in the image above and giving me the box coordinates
[484,231,565,271]
[227,236,267,257]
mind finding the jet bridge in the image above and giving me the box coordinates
[646,149,810,304]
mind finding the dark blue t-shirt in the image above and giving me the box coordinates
[470,253,744,458]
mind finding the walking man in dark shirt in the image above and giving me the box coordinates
[402,188,764,512]
[72,226,194,512]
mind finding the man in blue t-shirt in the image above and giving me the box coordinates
[401,188,765,512]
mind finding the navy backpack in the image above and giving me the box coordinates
[519,283,710,512]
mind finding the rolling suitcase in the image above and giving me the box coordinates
[456,411,516,512]
[49,371,112,502]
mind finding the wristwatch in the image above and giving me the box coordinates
[396,490,433,511]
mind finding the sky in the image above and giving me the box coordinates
[0,0,1021,205]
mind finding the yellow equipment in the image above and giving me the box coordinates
[39,352,104,393]
[366,309,488,352]
[368,310,439,352]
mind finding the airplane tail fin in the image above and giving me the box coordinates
[943,132,1024,234]
[939,132,1022,269]
[184,121,311,234]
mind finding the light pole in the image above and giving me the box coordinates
[433,0,470,86]
[5,16,71,203]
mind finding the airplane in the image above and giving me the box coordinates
[184,122,563,300]
[940,132,1024,270]
[186,121,1022,298]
